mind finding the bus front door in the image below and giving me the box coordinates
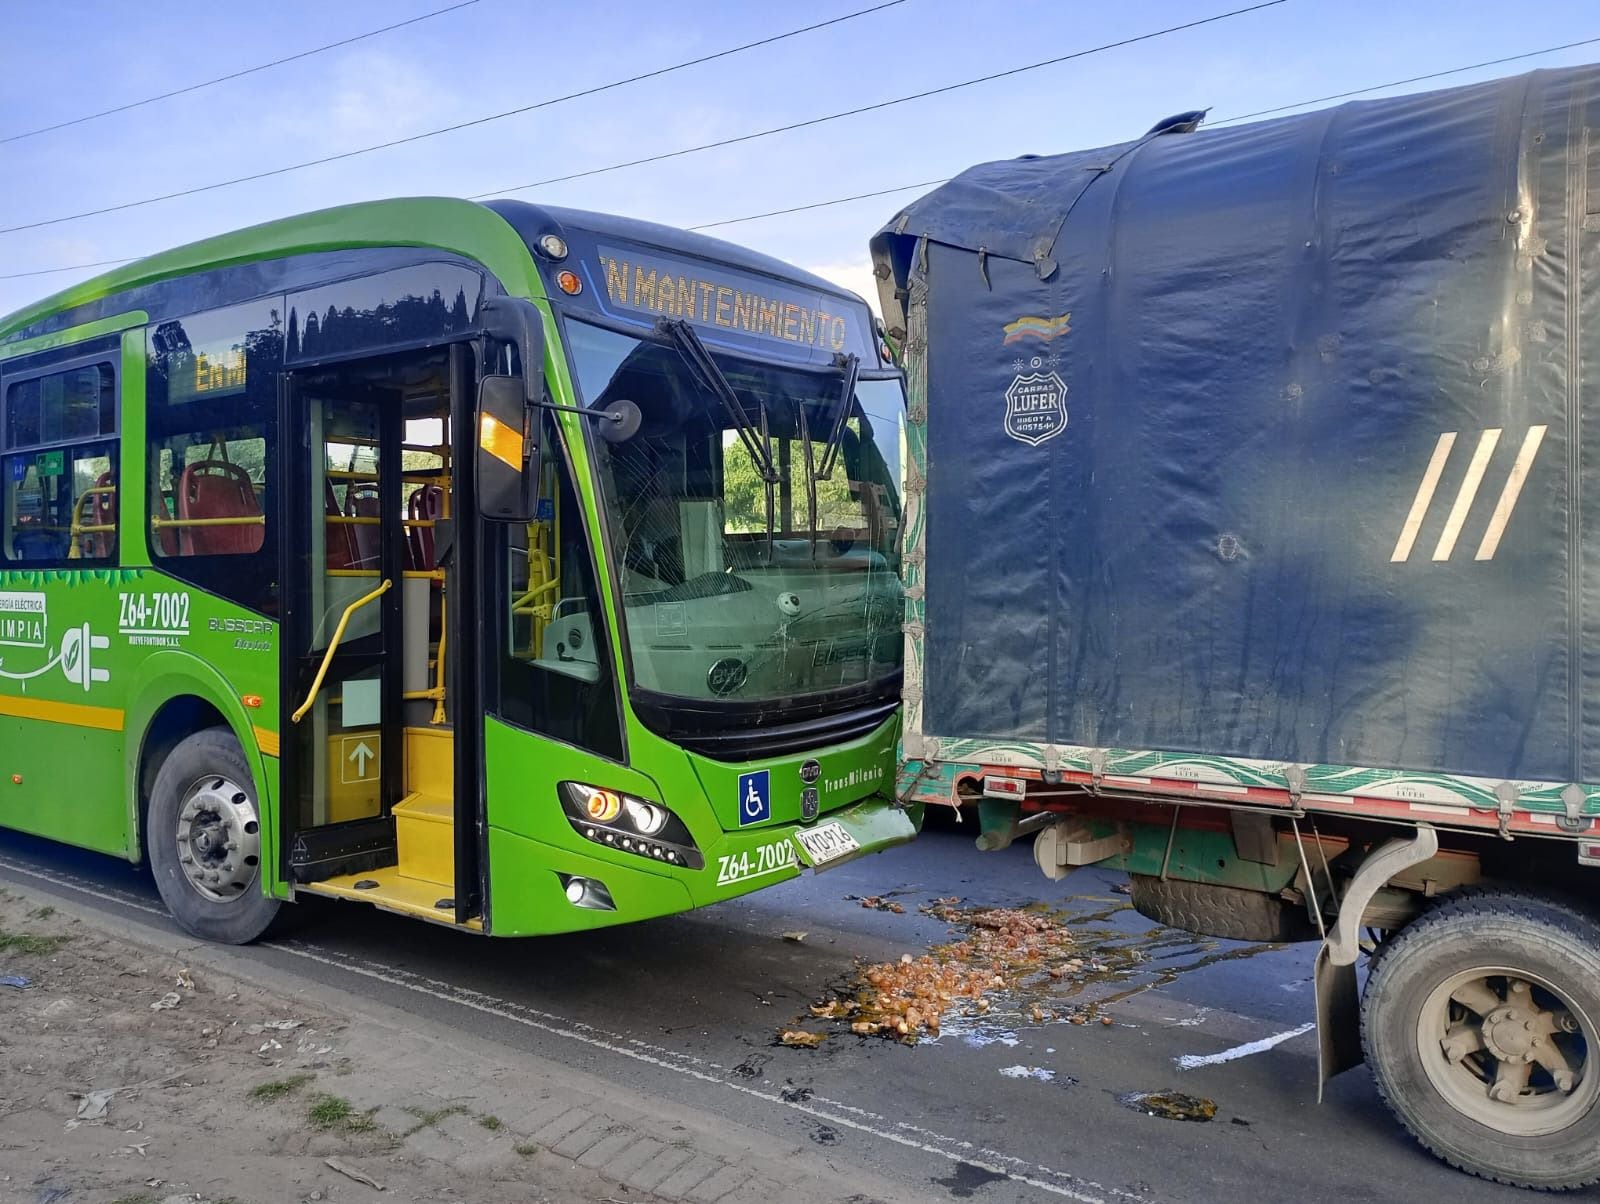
[279,370,410,890]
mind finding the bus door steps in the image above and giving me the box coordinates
[392,791,454,886]
[295,791,468,928]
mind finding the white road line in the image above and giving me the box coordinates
[1475,424,1547,561]
[0,855,1142,1204]
[1391,431,1456,562]
[1175,1021,1314,1070]
[1432,428,1501,561]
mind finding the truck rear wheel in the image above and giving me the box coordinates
[147,727,281,945]
[1361,890,1600,1189]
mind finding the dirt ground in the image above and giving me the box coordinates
[0,887,655,1204]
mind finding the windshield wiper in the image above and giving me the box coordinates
[813,352,860,483]
[660,319,780,560]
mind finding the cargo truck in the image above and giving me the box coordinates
[873,64,1600,1189]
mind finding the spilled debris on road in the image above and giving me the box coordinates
[782,896,1281,1048]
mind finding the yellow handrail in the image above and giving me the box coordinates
[291,578,392,725]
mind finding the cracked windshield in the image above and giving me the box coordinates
[567,318,904,703]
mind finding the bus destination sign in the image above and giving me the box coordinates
[591,245,867,358]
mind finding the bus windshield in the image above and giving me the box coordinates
[566,317,904,707]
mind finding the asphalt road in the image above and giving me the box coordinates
[0,813,1582,1204]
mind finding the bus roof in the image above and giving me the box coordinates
[0,196,869,346]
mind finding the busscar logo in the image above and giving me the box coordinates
[1004,370,1068,447]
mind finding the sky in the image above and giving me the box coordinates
[1,0,1598,318]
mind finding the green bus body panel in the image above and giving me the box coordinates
[0,567,280,867]
[0,311,148,360]
[483,712,909,936]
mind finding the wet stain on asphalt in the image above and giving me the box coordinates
[732,1053,769,1079]
[932,1160,1008,1197]
[1118,1090,1219,1121]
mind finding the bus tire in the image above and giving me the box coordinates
[147,726,280,945]
[1361,889,1600,1190]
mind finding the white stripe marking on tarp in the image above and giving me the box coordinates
[1475,424,1547,561]
[1391,431,1457,562]
[1432,428,1501,561]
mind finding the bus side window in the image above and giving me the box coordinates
[497,413,624,761]
[145,300,283,615]
[1,361,119,565]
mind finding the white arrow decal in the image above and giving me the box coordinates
[348,741,376,777]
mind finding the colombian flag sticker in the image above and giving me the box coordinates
[1002,313,1073,345]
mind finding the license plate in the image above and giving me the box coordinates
[795,821,860,865]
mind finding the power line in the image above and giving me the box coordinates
[1211,34,1600,124]
[688,180,949,231]
[0,1,906,235]
[0,0,483,146]
[0,256,138,281]
[471,0,1290,199]
[10,31,1596,283]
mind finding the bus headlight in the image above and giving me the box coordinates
[624,799,666,835]
[559,782,703,869]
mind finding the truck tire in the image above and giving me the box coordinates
[1361,890,1600,1190]
[1127,874,1319,943]
[147,727,281,944]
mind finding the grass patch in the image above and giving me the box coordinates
[250,1073,314,1101]
[477,1113,503,1131]
[402,1102,467,1132]
[111,1195,158,1204]
[307,1094,377,1133]
[28,906,54,919]
[514,1142,538,1156]
[0,930,68,956]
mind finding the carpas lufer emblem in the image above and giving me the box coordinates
[1003,369,1068,447]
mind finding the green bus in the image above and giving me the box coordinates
[0,198,914,942]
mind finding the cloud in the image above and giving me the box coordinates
[804,259,881,317]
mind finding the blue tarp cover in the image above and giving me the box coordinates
[875,65,1600,783]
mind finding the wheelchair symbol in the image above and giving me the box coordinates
[738,770,771,826]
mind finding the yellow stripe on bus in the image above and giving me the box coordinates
[0,693,124,732]
[253,726,281,758]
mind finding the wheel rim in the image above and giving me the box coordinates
[1418,965,1597,1136]
[174,772,260,904]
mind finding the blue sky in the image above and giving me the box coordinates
[2,0,1597,316]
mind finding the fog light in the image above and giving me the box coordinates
[559,875,616,911]
[538,233,569,261]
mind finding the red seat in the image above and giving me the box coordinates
[178,460,263,555]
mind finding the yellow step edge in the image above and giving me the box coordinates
[299,869,478,930]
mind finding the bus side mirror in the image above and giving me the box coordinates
[475,374,537,523]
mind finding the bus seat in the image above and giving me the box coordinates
[80,471,117,560]
[178,460,264,555]
[325,479,357,570]
[407,484,443,570]
[345,481,381,569]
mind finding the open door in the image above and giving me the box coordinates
[278,351,467,923]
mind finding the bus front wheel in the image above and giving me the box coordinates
[1362,889,1600,1190]
[147,726,280,944]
